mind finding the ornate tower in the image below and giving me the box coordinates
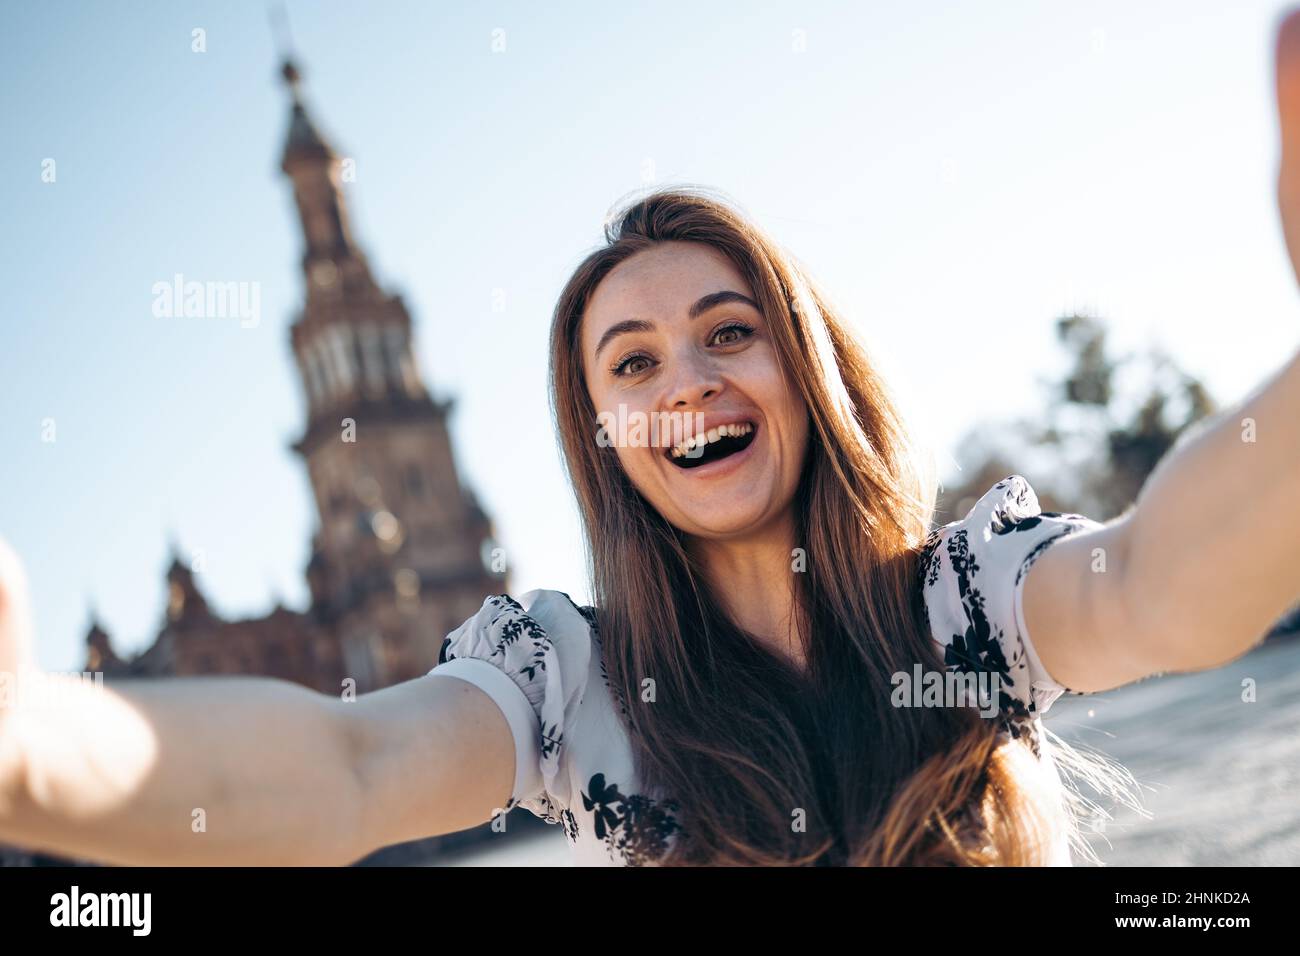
[278,60,505,691]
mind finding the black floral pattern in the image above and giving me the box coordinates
[437,594,554,675]
[919,528,945,589]
[917,475,1105,759]
[559,807,580,842]
[429,588,681,863]
[580,772,681,867]
[942,524,1037,750]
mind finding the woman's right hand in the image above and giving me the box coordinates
[0,536,38,706]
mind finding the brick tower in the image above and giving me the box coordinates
[278,59,505,692]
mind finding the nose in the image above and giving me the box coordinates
[664,347,723,409]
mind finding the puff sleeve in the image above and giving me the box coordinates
[917,474,1104,756]
[426,589,593,822]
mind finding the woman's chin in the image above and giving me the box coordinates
[673,504,778,541]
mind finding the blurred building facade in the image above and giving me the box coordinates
[1,61,514,866]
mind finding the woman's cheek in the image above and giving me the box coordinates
[618,447,659,499]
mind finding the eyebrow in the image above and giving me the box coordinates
[592,290,761,361]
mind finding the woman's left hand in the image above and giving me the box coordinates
[1275,8,1300,285]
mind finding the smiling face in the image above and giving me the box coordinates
[580,240,810,541]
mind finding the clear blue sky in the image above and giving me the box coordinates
[3,0,1298,671]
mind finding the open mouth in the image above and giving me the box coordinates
[666,421,758,470]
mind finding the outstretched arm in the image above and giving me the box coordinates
[1,669,370,866]
[1023,345,1300,694]
[0,540,516,866]
[1019,10,1300,695]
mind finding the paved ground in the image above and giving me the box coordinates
[1059,635,1300,866]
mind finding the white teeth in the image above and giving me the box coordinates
[669,421,754,458]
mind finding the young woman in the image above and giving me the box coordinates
[4,15,1300,869]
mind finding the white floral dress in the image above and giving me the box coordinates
[427,475,1104,866]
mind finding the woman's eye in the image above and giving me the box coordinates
[712,322,755,346]
[612,354,651,377]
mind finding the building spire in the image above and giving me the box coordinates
[273,40,368,288]
[270,2,337,170]
[279,57,336,171]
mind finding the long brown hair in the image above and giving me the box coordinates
[549,185,1143,865]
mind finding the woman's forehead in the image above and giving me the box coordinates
[602,241,745,294]
[582,244,754,341]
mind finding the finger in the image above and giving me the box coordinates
[1277,7,1300,155]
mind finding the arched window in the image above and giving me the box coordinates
[384,326,418,395]
[360,325,385,396]
[303,348,325,406]
[328,325,356,393]
[314,339,338,397]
